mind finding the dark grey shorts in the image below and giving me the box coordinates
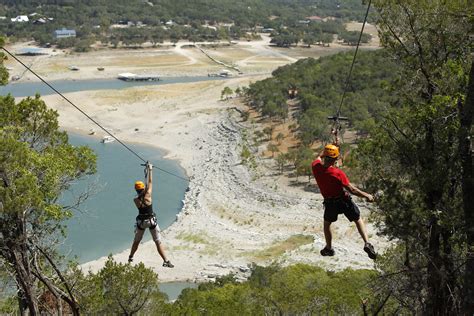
[323,197,360,222]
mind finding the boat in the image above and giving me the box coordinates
[100,136,115,143]
[68,65,80,71]
[117,73,160,81]
[97,67,105,71]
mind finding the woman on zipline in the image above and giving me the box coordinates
[128,162,174,268]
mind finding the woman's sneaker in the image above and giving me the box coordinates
[320,247,335,256]
[364,242,377,260]
[163,260,174,268]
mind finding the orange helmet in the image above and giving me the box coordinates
[323,144,339,158]
[134,181,145,190]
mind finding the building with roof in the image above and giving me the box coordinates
[53,28,76,39]
[16,48,48,56]
[33,18,47,24]
[11,15,29,22]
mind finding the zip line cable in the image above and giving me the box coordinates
[335,0,372,121]
[1,46,190,183]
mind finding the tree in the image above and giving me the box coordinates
[339,31,371,45]
[302,34,315,47]
[221,86,233,100]
[354,1,473,314]
[254,130,265,144]
[275,153,287,174]
[57,37,77,49]
[294,147,314,182]
[298,109,330,146]
[0,94,96,314]
[74,38,92,52]
[246,49,398,132]
[320,33,333,47]
[0,38,8,85]
[240,144,252,163]
[460,58,474,314]
[276,132,284,145]
[270,34,298,48]
[235,86,242,96]
[151,29,165,47]
[75,256,169,315]
[173,264,384,314]
[267,143,279,157]
[246,264,381,314]
[263,126,274,141]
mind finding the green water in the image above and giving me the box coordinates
[62,133,188,263]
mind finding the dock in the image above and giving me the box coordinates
[208,69,233,77]
[117,73,160,81]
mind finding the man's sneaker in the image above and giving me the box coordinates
[364,242,377,260]
[163,260,174,268]
[320,247,335,256]
[128,256,133,263]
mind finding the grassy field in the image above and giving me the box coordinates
[247,234,315,262]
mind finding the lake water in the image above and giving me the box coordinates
[159,282,199,301]
[2,77,201,299]
[0,76,225,97]
[63,133,189,263]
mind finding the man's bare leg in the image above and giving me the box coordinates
[323,220,333,249]
[355,218,377,259]
[354,218,369,244]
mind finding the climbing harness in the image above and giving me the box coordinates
[135,216,157,230]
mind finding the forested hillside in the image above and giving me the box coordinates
[0,0,370,49]
[246,49,398,144]
[1,0,370,24]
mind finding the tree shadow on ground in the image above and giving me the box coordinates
[289,179,319,193]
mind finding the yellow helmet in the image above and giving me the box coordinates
[134,181,145,190]
[323,144,339,158]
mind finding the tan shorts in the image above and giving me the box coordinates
[134,216,162,243]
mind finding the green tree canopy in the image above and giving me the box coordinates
[352,0,473,314]
[173,264,389,315]
[0,94,96,314]
[74,256,169,315]
[246,49,399,142]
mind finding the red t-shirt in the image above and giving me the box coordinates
[311,158,349,199]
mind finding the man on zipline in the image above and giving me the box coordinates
[128,162,174,268]
[312,139,377,260]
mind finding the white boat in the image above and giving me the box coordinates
[100,136,115,143]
